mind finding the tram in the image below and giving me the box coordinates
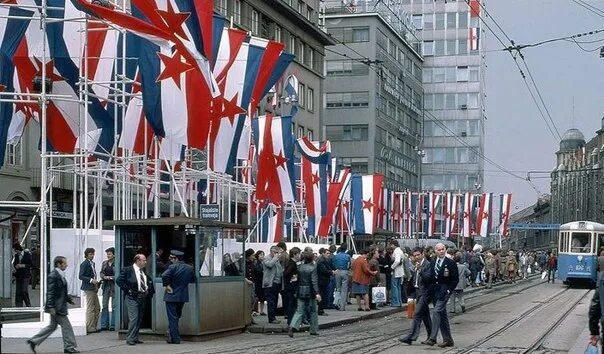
[557,221,604,286]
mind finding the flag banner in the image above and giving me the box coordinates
[499,193,512,237]
[351,174,383,235]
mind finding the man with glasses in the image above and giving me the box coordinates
[162,250,195,344]
[399,247,433,346]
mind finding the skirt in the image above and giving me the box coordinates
[351,282,368,295]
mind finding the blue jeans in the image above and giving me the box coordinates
[100,289,115,330]
[390,277,402,306]
[265,283,280,322]
[327,276,336,308]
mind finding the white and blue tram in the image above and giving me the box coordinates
[557,221,604,285]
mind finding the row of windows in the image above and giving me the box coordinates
[424,119,481,137]
[326,92,369,108]
[423,39,474,56]
[376,127,416,156]
[423,66,480,83]
[376,95,421,135]
[424,93,480,111]
[325,124,369,141]
[422,174,479,191]
[336,157,369,174]
[295,125,314,141]
[375,159,414,185]
[296,83,315,112]
[423,147,479,164]
[282,0,317,23]
[326,60,370,76]
[5,142,22,166]
[330,27,370,43]
[412,12,479,31]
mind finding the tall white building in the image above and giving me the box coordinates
[402,0,485,192]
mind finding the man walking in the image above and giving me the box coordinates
[162,250,195,344]
[399,247,433,345]
[317,248,334,316]
[262,245,284,324]
[27,256,79,353]
[425,243,458,348]
[116,254,155,345]
[13,243,33,307]
[79,248,100,334]
[99,247,116,331]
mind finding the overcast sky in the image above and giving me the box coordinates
[483,0,604,211]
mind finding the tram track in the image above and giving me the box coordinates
[447,287,591,354]
[211,277,547,354]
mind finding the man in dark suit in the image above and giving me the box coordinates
[162,250,195,344]
[79,247,100,334]
[424,243,459,348]
[13,243,33,307]
[399,247,434,345]
[317,248,334,316]
[116,253,155,346]
[27,256,79,353]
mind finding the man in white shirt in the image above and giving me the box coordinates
[116,254,155,346]
[390,240,407,307]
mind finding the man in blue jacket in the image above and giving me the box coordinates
[162,250,195,344]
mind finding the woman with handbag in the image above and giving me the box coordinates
[288,248,321,337]
[367,248,381,309]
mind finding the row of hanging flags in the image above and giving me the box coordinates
[0,0,294,173]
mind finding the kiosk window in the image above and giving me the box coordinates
[199,228,245,277]
[571,232,590,253]
[155,226,196,277]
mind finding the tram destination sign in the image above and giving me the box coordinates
[199,204,220,221]
[508,223,560,230]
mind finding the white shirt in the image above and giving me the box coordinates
[133,263,147,292]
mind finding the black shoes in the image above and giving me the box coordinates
[422,338,436,346]
[135,340,144,344]
[64,349,80,353]
[26,339,36,353]
[288,327,294,338]
[461,305,466,313]
[438,340,455,348]
[399,337,412,345]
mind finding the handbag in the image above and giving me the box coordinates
[298,285,311,299]
[541,271,547,280]
[371,286,387,303]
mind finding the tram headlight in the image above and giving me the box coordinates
[578,255,583,262]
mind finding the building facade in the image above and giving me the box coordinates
[401,0,485,192]
[215,0,335,139]
[551,125,604,225]
[323,2,424,191]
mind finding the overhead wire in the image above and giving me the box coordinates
[572,0,604,19]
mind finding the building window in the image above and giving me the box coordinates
[274,25,282,42]
[305,47,313,67]
[423,13,434,29]
[435,40,445,56]
[326,124,369,141]
[307,129,314,140]
[307,5,314,21]
[412,14,423,29]
[331,27,370,43]
[307,87,314,111]
[352,28,369,42]
[215,0,227,14]
[423,68,433,83]
[298,83,305,107]
[233,0,241,24]
[457,66,469,81]
[251,10,259,34]
[298,42,305,63]
[446,12,456,29]
[326,60,369,76]
[433,67,445,83]
[423,41,434,56]
[326,92,369,108]
[288,35,296,53]
[458,11,468,28]
[435,13,445,30]
[458,39,468,54]
[297,0,304,15]
[297,125,305,138]
[446,39,456,55]
[6,142,22,166]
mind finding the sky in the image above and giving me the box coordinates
[483,0,604,212]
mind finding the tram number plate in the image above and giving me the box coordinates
[575,265,585,271]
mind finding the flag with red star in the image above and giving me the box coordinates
[301,140,329,237]
[351,174,383,235]
[475,192,493,238]
[462,192,473,238]
[259,203,283,243]
[318,168,351,237]
[253,114,295,205]
[444,192,460,239]
[498,193,512,237]
[427,191,441,237]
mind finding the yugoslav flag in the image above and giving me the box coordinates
[406,191,415,238]
[499,193,512,237]
[444,192,459,239]
[462,192,473,238]
[253,114,296,205]
[427,191,441,237]
[296,136,331,164]
[317,168,351,237]
[475,192,492,237]
[301,140,329,237]
[351,174,383,235]
[259,204,283,243]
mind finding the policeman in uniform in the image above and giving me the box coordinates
[162,250,195,344]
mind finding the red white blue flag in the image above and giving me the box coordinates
[499,193,512,237]
[301,139,330,237]
[317,167,351,237]
[351,174,383,235]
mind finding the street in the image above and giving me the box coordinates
[1,278,594,354]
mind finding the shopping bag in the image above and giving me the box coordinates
[372,286,387,303]
[585,343,599,354]
[333,290,341,308]
[541,271,547,280]
[527,265,532,274]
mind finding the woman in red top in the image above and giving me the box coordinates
[351,249,379,311]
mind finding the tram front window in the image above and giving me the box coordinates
[571,232,590,253]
